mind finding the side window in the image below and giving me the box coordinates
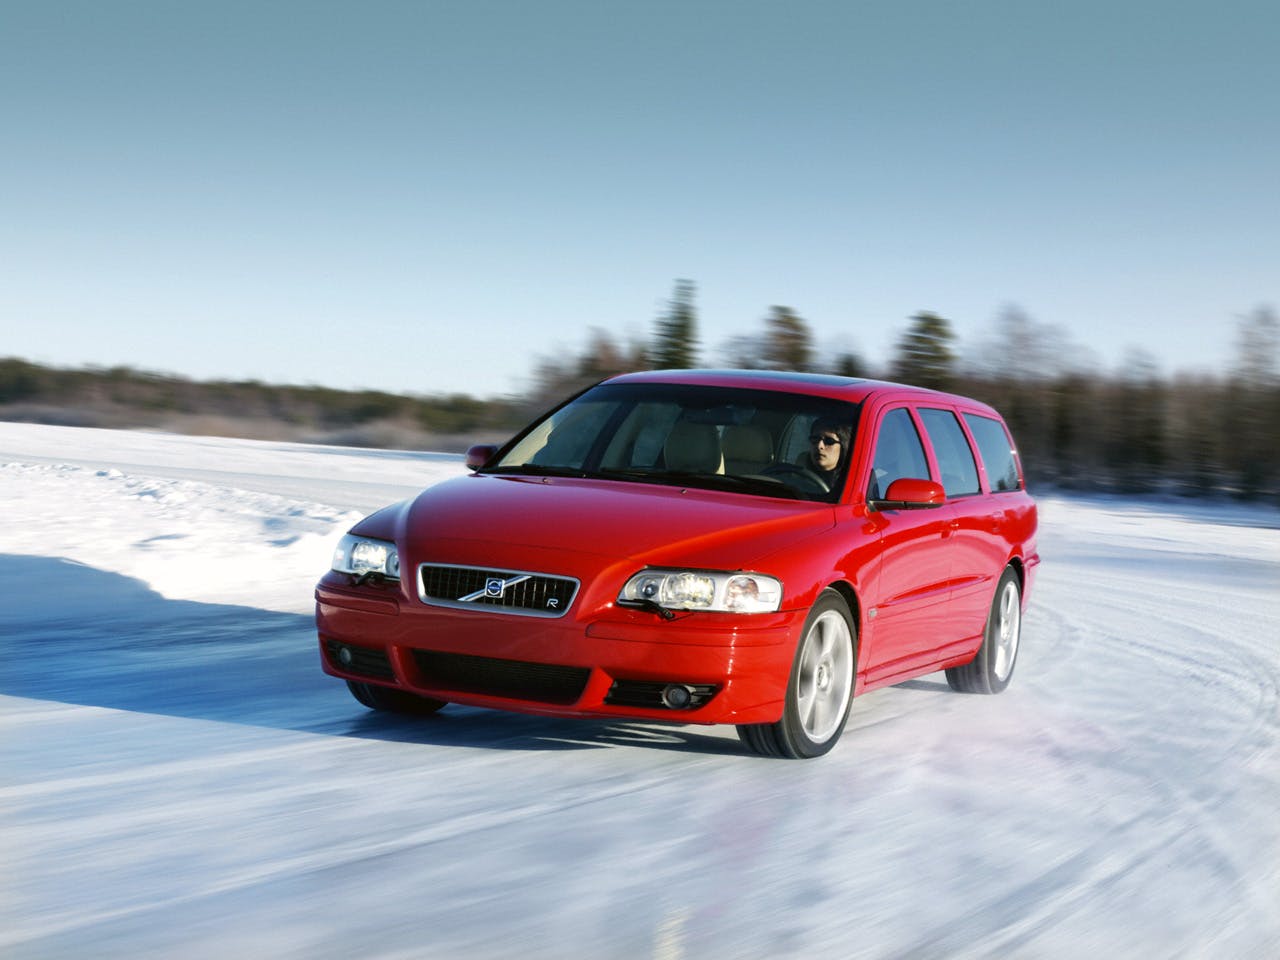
[868,408,930,499]
[918,408,981,497]
[964,413,1021,492]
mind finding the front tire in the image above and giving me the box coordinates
[946,566,1021,694]
[347,680,447,715]
[738,589,856,759]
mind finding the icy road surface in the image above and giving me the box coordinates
[2,422,1278,959]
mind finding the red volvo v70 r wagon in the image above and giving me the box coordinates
[316,370,1039,758]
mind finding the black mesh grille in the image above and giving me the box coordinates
[412,650,589,705]
[418,564,579,617]
[324,640,395,681]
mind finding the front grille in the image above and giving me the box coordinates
[418,564,579,618]
[412,650,589,705]
[324,640,395,680]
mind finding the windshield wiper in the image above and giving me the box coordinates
[598,467,745,484]
[485,463,586,478]
[594,467,667,481]
[596,468,799,498]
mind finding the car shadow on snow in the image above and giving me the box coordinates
[337,708,746,756]
[0,555,744,757]
[894,678,950,693]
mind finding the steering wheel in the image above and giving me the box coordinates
[761,462,831,493]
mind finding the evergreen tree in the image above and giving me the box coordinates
[834,352,867,378]
[891,311,957,389]
[652,279,699,369]
[763,306,814,371]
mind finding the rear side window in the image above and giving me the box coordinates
[918,408,981,497]
[963,414,1021,492]
[868,408,930,499]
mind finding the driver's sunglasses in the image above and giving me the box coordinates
[809,434,841,447]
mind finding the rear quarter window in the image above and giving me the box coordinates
[963,413,1022,492]
[918,408,981,497]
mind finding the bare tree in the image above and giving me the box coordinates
[1225,306,1280,499]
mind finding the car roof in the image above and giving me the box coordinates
[603,369,998,413]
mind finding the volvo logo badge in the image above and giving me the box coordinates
[459,573,531,603]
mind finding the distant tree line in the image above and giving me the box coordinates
[3,285,1276,501]
[0,359,529,449]
[531,284,1280,502]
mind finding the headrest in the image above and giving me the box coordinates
[664,421,722,473]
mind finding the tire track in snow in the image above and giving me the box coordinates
[3,731,689,950]
[923,559,1280,957]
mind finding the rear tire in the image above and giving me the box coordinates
[946,566,1021,694]
[737,589,856,759]
[346,680,447,715]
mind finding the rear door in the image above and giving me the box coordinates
[916,405,994,641]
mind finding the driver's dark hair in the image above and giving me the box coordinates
[814,417,855,450]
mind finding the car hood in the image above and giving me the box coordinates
[386,473,835,570]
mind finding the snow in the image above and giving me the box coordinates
[3,422,1278,959]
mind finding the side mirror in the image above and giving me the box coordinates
[465,444,499,471]
[869,478,946,510]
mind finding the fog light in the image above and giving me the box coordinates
[338,646,354,667]
[662,684,693,709]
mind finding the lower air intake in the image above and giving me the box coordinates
[412,650,589,705]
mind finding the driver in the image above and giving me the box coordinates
[803,417,852,488]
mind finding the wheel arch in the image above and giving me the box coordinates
[1006,554,1026,592]
[824,578,862,650]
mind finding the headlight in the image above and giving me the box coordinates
[618,569,782,613]
[332,534,400,580]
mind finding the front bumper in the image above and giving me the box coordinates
[315,574,803,725]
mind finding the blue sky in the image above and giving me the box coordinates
[2,0,1276,398]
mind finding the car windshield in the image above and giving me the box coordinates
[487,382,861,503]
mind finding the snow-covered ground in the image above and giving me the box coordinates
[3,422,1278,959]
